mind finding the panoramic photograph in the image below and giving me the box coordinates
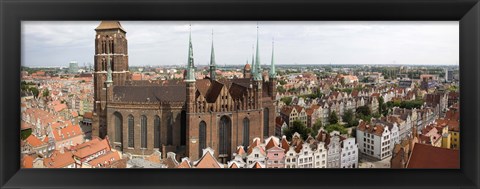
[20,21,459,169]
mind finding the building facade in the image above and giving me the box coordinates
[92,21,277,162]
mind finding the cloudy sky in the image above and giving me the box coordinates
[22,21,459,67]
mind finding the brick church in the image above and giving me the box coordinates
[92,21,277,162]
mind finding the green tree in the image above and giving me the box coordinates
[283,120,309,140]
[29,87,39,98]
[42,88,50,97]
[328,111,339,125]
[356,105,371,117]
[310,119,323,137]
[281,97,292,106]
[342,109,356,127]
[277,86,286,93]
[325,123,348,134]
[279,80,287,85]
[20,129,32,140]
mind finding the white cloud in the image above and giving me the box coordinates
[22,21,459,67]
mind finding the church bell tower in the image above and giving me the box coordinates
[93,21,130,138]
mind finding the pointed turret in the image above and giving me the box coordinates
[253,25,262,81]
[209,30,216,81]
[269,39,276,79]
[251,45,256,77]
[185,25,196,82]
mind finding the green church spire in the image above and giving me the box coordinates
[185,24,196,82]
[251,45,256,76]
[209,30,216,81]
[253,24,262,81]
[269,38,276,79]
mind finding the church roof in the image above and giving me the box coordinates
[113,85,186,103]
[95,21,126,32]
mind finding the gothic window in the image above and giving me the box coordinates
[101,39,106,54]
[110,40,114,54]
[167,114,173,145]
[128,115,134,148]
[101,58,106,71]
[114,112,123,144]
[199,121,206,155]
[243,118,250,148]
[154,115,161,148]
[264,108,269,137]
[181,111,186,145]
[141,115,147,149]
[219,116,231,157]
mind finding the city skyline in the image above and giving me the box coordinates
[22,21,459,67]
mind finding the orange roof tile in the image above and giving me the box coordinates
[265,138,278,150]
[407,143,459,168]
[195,151,222,168]
[88,151,121,168]
[252,162,263,168]
[44,150,75,168]
[281,137,290,153]
[22,155,35,168]
[72,137,110,159]
[177,159,192,168]
[229,162,239,168]
[53,103,67,112]
[236,146,246,156]
[25,135,46,148]
[52,124,83,142]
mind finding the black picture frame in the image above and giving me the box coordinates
[1,0,479,188]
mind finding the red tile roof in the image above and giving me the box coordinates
[22,155,35,168]
[25,135,46,148]
[281,137,290,153]
[88,151,121,168]
[72,137,110,159]
[52,124,83,142]
[194,151,222,168]
[407,143,459,168]
[177,159,192,168]
[44,150,75,168]
[53,103,67,112]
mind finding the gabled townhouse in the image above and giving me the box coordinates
[356,120,398,160]
[246,138,266,167]
[22,135,49,156]
[326,132,342,168]
[264,136,285,168]
[340,138,358,168]
[280,105,307,127]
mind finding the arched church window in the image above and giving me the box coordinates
[141,115,147,149]
[114,112,123,144]
[264,108,269,137]
[154,116,161,148]
[128,115,134,148]
[199,121,207,155]
[243,118,250,149]
[167,114,173,145]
